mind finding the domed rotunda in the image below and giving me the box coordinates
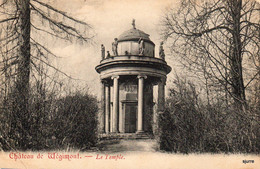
[95,20,171,135]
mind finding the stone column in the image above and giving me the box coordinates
[99,80,105,133]
[111,75,119,133]
[137,75,147,133]
[158,78,166,112]
[110,88,113,132]
[105,84,110,133]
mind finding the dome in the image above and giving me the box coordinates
[114,20,155,57]
[118,28,151,42]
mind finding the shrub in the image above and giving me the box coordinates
[159,77,259,153]
[0,89,98,151]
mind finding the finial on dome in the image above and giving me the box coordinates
[132,19,136,29]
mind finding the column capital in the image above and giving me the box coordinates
[111,75,119,80]
[137,75,147,79]
[101,79,110,85]
[160,77,167,85]
[100,79,106,84]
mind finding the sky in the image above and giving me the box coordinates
[48,0,177,97]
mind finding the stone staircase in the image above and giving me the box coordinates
[98,132,154,141]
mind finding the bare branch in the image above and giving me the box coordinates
[31,55,77,80]
[30,38,61,58]
[31,0,91,27]
[31,23,71,41]
[0,0,7,8]
[30,59,63,86]
[0,17,17,24]
[245,71,260,88]
[30,3,92,42]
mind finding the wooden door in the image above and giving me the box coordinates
[125,103,137,133]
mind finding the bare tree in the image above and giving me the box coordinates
[0,0,93,150]
[161,0,260,110]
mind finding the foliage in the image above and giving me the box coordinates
[0,86,98,151]
[0,0,94,150]
[159,75,259,153]
[50,92,98,150]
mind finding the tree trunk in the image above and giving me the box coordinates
[13,0,31,150]
[229,0,246,110]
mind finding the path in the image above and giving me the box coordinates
[97,139,159,153]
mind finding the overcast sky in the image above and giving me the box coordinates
[47,0,177,97]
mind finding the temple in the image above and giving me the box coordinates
[95,21,171,136]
